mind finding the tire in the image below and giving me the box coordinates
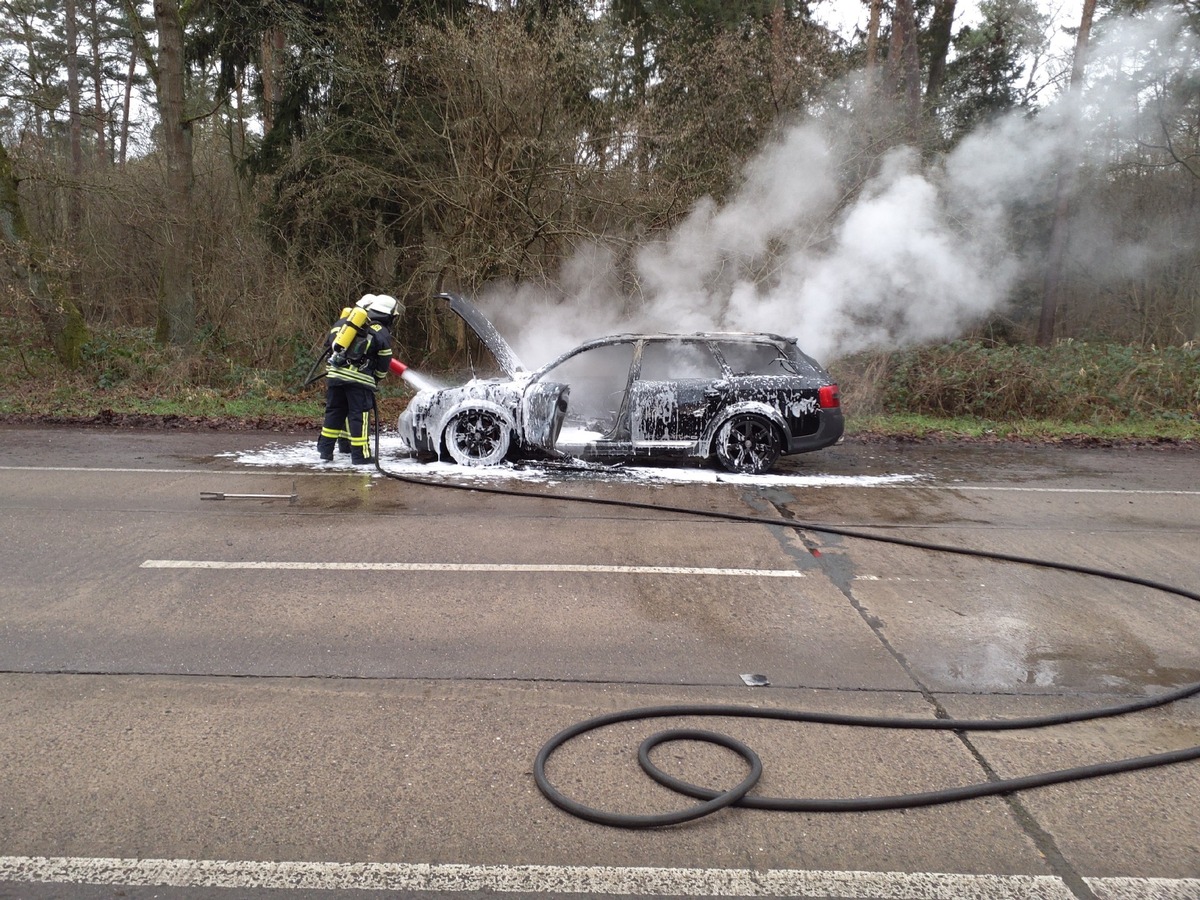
[444,408,511,466]
[714,414,781,474]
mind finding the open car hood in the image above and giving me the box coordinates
[438,292,525,378]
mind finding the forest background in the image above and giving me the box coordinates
[0,0,1197,440]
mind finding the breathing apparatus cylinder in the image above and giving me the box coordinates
[329,306,371,366]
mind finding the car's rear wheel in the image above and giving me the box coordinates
[714,414,781,474]
[444,409,511,466]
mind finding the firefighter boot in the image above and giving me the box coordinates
[316,435,336,462]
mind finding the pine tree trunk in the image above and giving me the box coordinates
[886,0,922,138]
[1037,0,1097,346]
[120,49,135,169]
[90,0,107,163]
[925,0,957,112]
[152,0,197,347]
[66,0,84,207]
[260,26,285,135]
[865,0,881,73]
[66,0,87,310]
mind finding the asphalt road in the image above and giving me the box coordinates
[1,425,1198,899]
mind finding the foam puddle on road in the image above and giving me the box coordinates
[220,435,923,489]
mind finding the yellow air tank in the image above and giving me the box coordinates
[331,305,370,356]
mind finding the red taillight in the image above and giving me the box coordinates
[819,384,840,409]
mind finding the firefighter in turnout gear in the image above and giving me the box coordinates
[324,294,376,455]
[317,293,402,464]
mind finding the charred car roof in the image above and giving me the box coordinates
[440,291,803,374]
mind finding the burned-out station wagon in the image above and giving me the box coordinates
[397,293,844,474]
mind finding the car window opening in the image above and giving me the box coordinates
[638,339,724,381]
[542,341,636,440]
[715,340,796,376]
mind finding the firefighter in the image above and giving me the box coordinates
[317,293,402,465]
[324,294,377,454]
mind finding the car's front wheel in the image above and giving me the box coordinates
[714,414,781,474]
[444,409,511,466]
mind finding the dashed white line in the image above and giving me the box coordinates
[140,560,809,577]
[938,485,1200,496]
[138,561,966,582]
[0,466,282,475]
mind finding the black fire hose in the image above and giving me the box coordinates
[369,414,1200,828]
[298,347,331,390]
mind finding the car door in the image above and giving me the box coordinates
[629,338,728,448]
[530,340,638,455]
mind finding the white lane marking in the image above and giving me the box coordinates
[1,466,1198,496]
[140,560,808,577]
[0,856,1091,898]
[940,485,1200,496]
[0,466,292,475]
[1085,877,1200,900]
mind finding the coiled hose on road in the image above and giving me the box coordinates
[369,419,1200,828]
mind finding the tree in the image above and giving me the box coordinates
[937,0,1046,139]
[643,8,837,199]
[1037,0,1097,346]
[886,0,923,137]
[117,17,140,166]
[0,0,66,143]
[924,0,956,111]
[66,0,83,215]
[83,0,141,165]
[865,0,882,73]
[0,140,89,366]
[88,0,105,159]
[124,0,198,345]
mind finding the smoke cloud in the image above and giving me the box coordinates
[480,9,1197,369]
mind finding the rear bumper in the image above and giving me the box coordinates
[786,409,844,454]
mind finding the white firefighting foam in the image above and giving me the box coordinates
[219,435,921,488]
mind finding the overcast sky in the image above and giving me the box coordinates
[815,0,1081,46]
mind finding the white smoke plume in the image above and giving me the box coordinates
[480,8,1196,369]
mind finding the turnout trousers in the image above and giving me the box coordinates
[318,381,376,462]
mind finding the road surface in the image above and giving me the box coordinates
[1,426,1197,899]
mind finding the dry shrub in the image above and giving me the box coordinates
[828,350,898,416]
[883,341,1200,422]
[9,128,352,375]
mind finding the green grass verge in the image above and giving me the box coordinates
[846,413,1199,442]
[0,321,416,427]
[879,341,1199,424]
[1,377,329,423]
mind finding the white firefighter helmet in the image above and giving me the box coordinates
[366,294,401,320]
[356,293,377,308]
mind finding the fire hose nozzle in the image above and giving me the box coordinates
[389,358,408,376]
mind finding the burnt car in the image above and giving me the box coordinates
[397,293,843,474]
